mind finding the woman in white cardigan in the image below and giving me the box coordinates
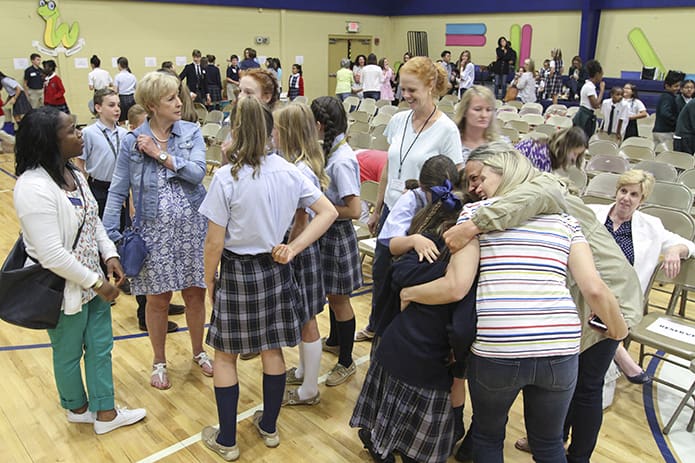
[588,169,695,383]
[13,107,145,434]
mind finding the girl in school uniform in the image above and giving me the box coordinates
[273,102,331,406]
[199,96,337,460]
[287,64,304,101]
[621,83,648,140]
[351,187,479,463]
[114,57,137,124]
[43,60,70,114]
[311,96,363,387]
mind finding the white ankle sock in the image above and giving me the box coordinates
[295,342,305,379]
[298,339,321,400]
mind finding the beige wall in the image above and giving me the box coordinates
[390,12,582,70]
[0,2,692,124]
[596,8,695,78]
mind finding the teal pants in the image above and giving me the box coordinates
[47,296,115,412]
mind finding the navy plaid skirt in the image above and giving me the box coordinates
[350,359,455,463]
[206,250,302,354]
[319,220,363,295]
[119,94,135,122]
[292,241,325,322]
[208,85,222,103]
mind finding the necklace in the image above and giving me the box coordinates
[150,125,171,144]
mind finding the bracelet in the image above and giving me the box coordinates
[91,277,104,290]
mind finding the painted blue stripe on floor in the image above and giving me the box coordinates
[0,167,17,179]
[644,351,678,463]
[445,23,486,35]
[0,284,373,352]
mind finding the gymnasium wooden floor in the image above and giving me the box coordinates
[0,150,688,462]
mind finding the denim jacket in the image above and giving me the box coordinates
[103,119,207,242]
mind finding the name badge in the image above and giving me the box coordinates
[389,178,406,195]
[68,197,83,206]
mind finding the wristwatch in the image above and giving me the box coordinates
[157,151,169,164]
[91,277,104,290]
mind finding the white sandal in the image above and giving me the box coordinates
[194,351,214,377]
[150,363,171,390]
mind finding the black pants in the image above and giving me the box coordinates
[563,338,620,463]
[674,135,695,155]
[88,178,131,275]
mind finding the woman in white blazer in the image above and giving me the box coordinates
[588,169,695,383]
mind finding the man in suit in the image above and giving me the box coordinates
[179,49,210,105]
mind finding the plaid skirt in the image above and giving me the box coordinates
[292,241,326,322]
[350,359,455,463]
[208,85,222,103]
[319,220,363,295]
[11,92,32,116]
[46,103,70,114]
[206,250,302,354]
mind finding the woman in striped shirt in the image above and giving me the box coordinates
[457,149,626,462]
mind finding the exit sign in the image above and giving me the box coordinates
[346,21,360,33]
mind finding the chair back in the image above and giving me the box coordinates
[678,168,695,190]
[505,100,523,109]
[497,104,518,114]
[499,126,520,143]
[619,145,655,163]
[370,134,389,151]
[588,140,619,157]
[194,104,208,124]
[343,96,360,113]
[621,137,654,150]
[349,110,371,124]
[584,172,619,197]
[370,113,392,127]
[521,113,545,126]
[379,105,398,117]
[375,99,392,108]
[347,121,370,135]
[534,124,556,136]
[544,104,568,116]
[293,95,308,104]
[642,181,694,212]
[585,155,630,175]
[348,131,371,149]
[506,119,530,134]
[558,166,588,193]
[360,180,379,207]
[656,150,695,171]
[546,115,572,128]
[497,111,520,122]
[566,106,580,117]
[639,205,695,241]
[633,160,678,182]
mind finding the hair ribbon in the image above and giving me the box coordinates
[430,179,461,211]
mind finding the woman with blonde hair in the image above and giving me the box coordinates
[273,102,331,405]
[454,85,498,162]
[460,148,626,462]
[103,71,211,390]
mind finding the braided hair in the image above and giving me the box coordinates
[310,96,348,160]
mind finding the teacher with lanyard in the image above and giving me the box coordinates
[357,56,463,343]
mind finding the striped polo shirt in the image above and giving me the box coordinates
[458,200,584,358]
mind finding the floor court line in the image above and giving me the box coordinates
[0,284,373,352]
[136,353,372,463]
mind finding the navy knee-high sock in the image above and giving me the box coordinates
[214,384,239,446]
[453,404,465,442]
[326,309,338,345]
[260,372,286,433]
[337,317,355,367]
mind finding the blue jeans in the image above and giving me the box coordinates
[564,339,619,463]
[336,92,351,102]
[363,91,381,100]
[468,353,578,463]
[494,73,508,100]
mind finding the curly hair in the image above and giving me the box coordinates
[310,96,348,160]
[241,68,279,108]
[400,56,450,97]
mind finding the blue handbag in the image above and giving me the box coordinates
[118,164,148,277]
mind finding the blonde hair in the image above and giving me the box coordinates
[482,148,538,197]
[524,58,535,73]
[228,96,273,180]
[274,102,330,190]
[616,169,655,201]
[400,56,450,97]
[454,85,499,141]
[135,72,180,116]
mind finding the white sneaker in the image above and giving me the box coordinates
[94,407,146,435]
[67,409,96,424]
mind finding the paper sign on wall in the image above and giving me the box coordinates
[144,57,157,68]
[13,58,29,70]
[111,57,119,68]
[175,56,187,66]
[295,56,304,65]
[74,58,88,69]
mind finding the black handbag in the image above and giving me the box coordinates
[118,162,148,277]
[0,172,86,329]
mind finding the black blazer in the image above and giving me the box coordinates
[179,63,208,96]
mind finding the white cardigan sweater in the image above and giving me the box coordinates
[13,167,118,314]
[589,203,695,292]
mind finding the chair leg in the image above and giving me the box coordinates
[663,379,695,434]
[667,285,681,313]
[679,289,688,317]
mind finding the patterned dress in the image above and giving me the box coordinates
[131,164,207,295]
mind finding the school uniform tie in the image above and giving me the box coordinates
[607,105,615,135]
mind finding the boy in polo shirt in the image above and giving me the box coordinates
[23,53,43,108]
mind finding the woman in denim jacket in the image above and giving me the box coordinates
[103,71,212,390]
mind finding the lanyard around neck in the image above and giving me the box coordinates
[101,127,120,159]
[398,106,437,178]
[328,137,347,158]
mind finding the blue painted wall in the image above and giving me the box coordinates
[137,0,692,15]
